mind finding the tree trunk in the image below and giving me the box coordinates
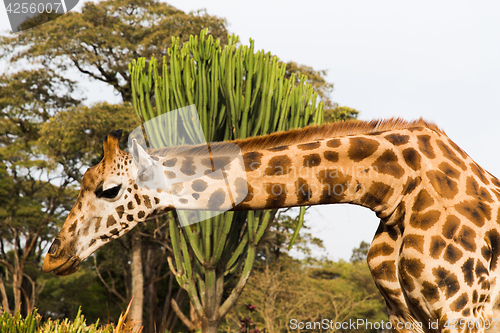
[201,317,221,333]
[130,229,144,331]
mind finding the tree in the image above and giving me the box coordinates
[0,68,80,315]
[283,62,359,122]
[226,249,387,333]
[351,240,371,263]
[0,0,229,103]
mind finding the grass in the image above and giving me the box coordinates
[0,300,143,333]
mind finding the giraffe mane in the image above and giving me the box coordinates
[148,117,443,156]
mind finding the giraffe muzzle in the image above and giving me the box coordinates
[42,239,82,275]
[42,253,81,275]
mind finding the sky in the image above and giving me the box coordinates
[1,1,499,260]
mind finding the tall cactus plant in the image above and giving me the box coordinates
[129,29,324,332]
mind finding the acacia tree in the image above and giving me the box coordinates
[0,0,228,103]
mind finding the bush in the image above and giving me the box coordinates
[0,305,142,333]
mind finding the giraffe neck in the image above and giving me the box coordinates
[236,131,415,219]
[149,127,438,221]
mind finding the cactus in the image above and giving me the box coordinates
[129,28,323,332]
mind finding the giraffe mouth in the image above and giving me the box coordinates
[42,253,81,276]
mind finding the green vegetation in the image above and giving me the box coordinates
[0,306,144,333]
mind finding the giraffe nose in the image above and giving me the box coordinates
[48,239,61,257]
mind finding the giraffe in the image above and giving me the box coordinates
[42,118,500,333]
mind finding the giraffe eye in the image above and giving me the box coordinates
[96,184,122,199]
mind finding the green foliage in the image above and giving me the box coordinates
[225,255,387,333]
[0,67,81,316]
[0,307,140,333]
[1,0,229,102]
[39,103,141,172]
[0,309,40,333]
[325,105,360,122]
[351,240,370,263]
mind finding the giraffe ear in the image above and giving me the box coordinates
[131,139,154,181]
[103,130,123,159]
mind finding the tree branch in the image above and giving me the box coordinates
[93,256,127,303]
[0,274,11,314]
[171,298,196,332]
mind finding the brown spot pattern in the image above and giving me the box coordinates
[317,169,352,204]
[212,156,231,170]
[106,215,116,228]
[373,150,405,178]
[180,157,197,176]
[442,215,460,239]
[348,137,380,162]
[265,183,287,208]
[430,235,446,259]
[302,154,321,168]
[234,177,248,203]
[426,170,458,199]
[267,146,289,152]
[403,234,425,254]
[433,266,460,299]
[296,178,312,204]
[326,139,341,148]
[438,162,460,179]
[323,151,339,162]
[421,281,439,304]
[297,142,321,150]
[402,148,421,171]
[412,189,434,212]
[360,182,394,209]
[143,195,152,208]
[486,229,500,271]
[403,176,421,195]
[462,258,474,287]
[455,225,476,252]
[265,155,292,176]
[455,200,491,227]
[163,158,177,167]
[450,293,468,312]
[436,140,466,170]
[243,152,263,171]
[384,133,409,146]
[115,205,125,219]
[165,171,176,179]
[443,244,463,264]
[208,189,226,210]
[466,177,492,202]
[366,242,394,262]
[410,210,441,231]
[192,179,208,192]
[417,135,435,159]
[371,260,397,282]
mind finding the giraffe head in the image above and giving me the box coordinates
[43,130,170,275]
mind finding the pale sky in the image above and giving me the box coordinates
[1,1,499,260]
